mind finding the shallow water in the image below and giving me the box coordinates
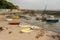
[20,14,60,33]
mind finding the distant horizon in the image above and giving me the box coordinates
[1,9,60,11]
[20,7,60,11]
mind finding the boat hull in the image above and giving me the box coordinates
[9,22,20,25]
[46,20,59,23]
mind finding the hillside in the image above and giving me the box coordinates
[0,0,18,9]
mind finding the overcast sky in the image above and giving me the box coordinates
[7,0,60,10]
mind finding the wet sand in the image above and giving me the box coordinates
[0,18,60,40]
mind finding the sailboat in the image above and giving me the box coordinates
[41,5,48,21]
[42,5,59,23]
[46,15,59,23]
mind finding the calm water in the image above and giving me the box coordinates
[20,14,60,33]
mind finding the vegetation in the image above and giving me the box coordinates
[0,0,19,9]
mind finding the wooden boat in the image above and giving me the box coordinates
[9,21,20,25]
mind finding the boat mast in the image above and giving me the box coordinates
[41,5,47,28]
[42,5,47,14]
[42,5,47,19]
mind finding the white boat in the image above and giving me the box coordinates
[5,16,13,21]
[46,15,59,23]
[6,18,13,21]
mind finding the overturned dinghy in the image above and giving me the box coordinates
[20,27,32,33]
[9,20,20,25]
[9,22,20,25]
[9,21,20,25]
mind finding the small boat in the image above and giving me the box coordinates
[9,21,20,25]
[46,20,59,23]
[42,14,48,21]
[6,18,13,21]
[46,15,59,23]
[36,15,42,20]
[20,27,32,33]
[5,16,13,21]
[36,17,42,20]
[11,15,20,19]
[41,5,59,23]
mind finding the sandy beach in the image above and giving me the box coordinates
[0,0,60,40]
[0,15,60,40]
[0,19,59,40]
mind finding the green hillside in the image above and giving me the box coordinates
[0,0,18,9]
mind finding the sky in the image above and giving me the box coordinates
[7,0,60,10]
